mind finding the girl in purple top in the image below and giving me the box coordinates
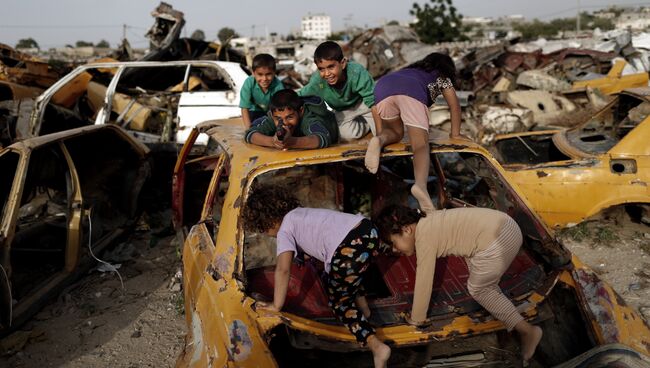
[242,185,392,368]
[365,53,466,210]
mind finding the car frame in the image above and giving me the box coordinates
[0,124,150,334]
[173,119,650,367]
[28,60,249,146]
[491,87,650,228]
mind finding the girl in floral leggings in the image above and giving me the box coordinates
[243,185,392,368]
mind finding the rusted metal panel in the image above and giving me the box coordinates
[176,117,650,366]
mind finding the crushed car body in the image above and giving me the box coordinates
[0,124,150,333]
[28,60,248,146]
[491,87,650,228]
[172,118,650,367]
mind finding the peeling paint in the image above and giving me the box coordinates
[206,264,222,282]
[228,319,253,362]
[190,310,206,365]
[573,268,620,344]
[631,179,647,187]
[536,170,549,178]
[214,246,234,274]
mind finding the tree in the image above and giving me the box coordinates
[75,40,94,47]
[217,27,239,44]
[16,38,39,49]
[191,29,206,41]
[386,20,400,26]
[96,39,110,48]
[410,0,466,43]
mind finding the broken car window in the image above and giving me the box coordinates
[0,151,19,218]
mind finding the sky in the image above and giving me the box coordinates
[2,0,649,49]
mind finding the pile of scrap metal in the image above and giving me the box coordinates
[0,44,71,147]
[345,25,650,143]
[28,60,248,146]
[6,2,249,148]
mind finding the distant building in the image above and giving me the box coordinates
[301,14,331,40]
[593,11,616,19]
[616,8,650,30]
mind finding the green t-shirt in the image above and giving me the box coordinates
[243,96,338,148]
[298,61,375,111]
[239,76,285,112]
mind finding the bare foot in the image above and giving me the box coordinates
[365,137,382,174]
[367,335,391,368]
[410,184,434,212]
[520,325,543,362]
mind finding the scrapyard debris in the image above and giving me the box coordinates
[139,2,244,64]
[346,25,440,79]
[0,44,65,90]
[516,70,571,91]
[0,125,150,333]
[29,60,248,145]
[505,90,577,126]
[479,106,534,144]
[145,2,185,51]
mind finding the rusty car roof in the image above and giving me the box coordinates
[196,118,488,168]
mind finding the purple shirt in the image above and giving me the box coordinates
[276,208,365,272]
[374,68,440,106]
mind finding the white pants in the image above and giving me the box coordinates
[335,101,376,141]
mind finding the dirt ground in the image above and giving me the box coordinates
[556,208,650,321]
[0,221,187,368]
[0,208,648,368]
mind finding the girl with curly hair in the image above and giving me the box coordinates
[243,185,392,368]
[375,204,543,364]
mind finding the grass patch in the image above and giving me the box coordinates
[594,227,619,246]
[172,292,185,316]
[560,222,591,241]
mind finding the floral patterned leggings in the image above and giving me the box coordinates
[326,219,389,344]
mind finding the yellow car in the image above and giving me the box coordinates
[173,119,650,367]
[491,88,650,229]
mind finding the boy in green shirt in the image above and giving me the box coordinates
[240,53,286,128]
[299,41,381,141]
[244,89,338,150]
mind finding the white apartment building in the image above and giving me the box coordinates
[301,14,331,40]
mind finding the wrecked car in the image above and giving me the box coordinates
[491,87,650,229]
[172,119,650,367]
[29,60,248,145]
[0,124,150,333]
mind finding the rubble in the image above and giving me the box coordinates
[505,90,577,126]
[516,70,571,91]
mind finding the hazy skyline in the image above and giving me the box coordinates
[2,0,648,49]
